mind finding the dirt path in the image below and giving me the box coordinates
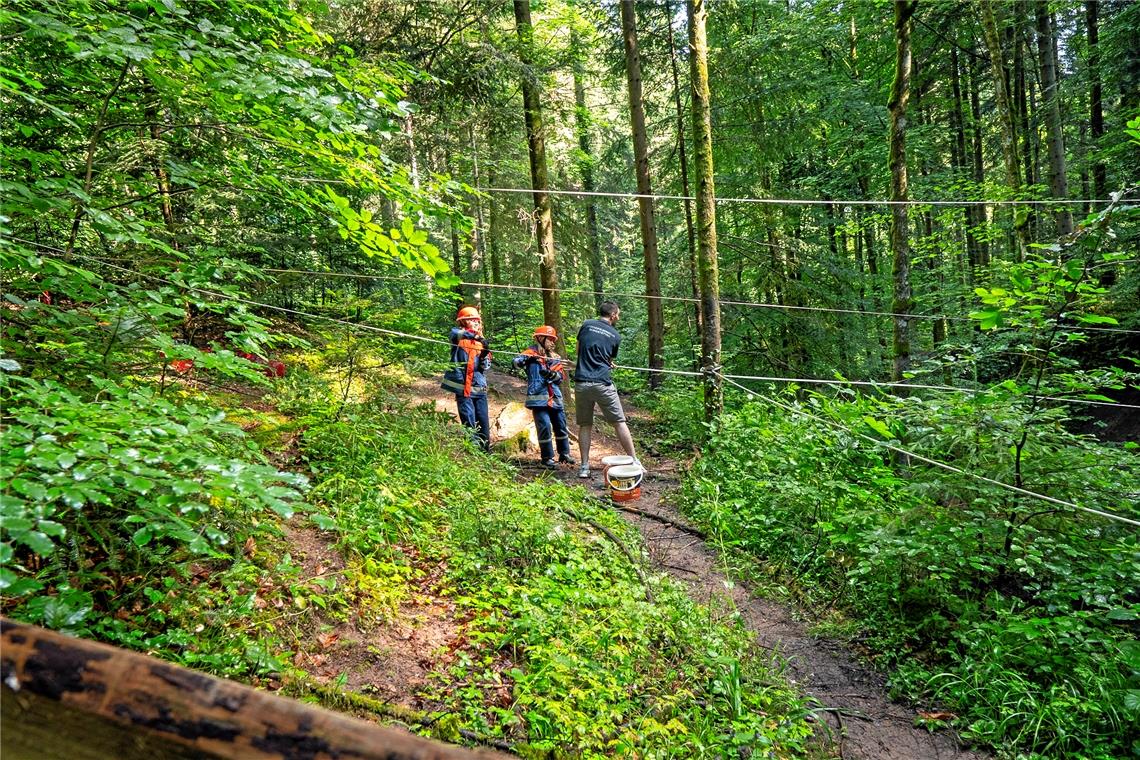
[411,370,984,759]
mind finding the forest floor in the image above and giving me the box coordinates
[398,368,986,760]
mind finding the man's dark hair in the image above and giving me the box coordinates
[598,300,620,319]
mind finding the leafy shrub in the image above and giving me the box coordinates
[1,371,307,675]
[678,388,1140,757]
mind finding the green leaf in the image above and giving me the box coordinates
[17,530,56,556]
[11,478,48,501]
[311,512,337,530]
[126,476,155,494]
[1076,314,1119,325]
[969,310,1001,330]
[37,520,66,538]
[862,416,894,439]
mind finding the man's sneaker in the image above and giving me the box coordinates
[541,459,558,469]
[578,465,591,479]
[559,455,577,466]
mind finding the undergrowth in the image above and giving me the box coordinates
[288,361,815,757]
[677,389,1140,759]
[3,349,817,757]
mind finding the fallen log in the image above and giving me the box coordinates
[0,618,507,760]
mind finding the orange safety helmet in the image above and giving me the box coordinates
[455,306,481,323]
[533,325,558,341]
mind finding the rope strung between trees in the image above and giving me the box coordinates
[261,265,1139,335]
[12,241,1140,408]
[21,249,1138,527]
[13,235,1135,334]
[622,364,1140,410]
[281,176,1115,207]
[712,371,1140,529]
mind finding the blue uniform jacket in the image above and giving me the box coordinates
[442,326,490,397]
[512,346,565,409]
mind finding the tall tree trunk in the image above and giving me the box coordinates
[968,53,990,267]
[450,218,461,274]
[1086,0,1106,205]
[1035,2,1073,236]
[486,120,504,287]
[978,0,1029,258]
[950,47,977,281]
[468,125,485,309]
[667,0,701,344]
[514,0,562,345]
[405,114,420,191]
[888,0,917,383]
[145,104,178,250]
[688,0,722,422]
[572,36,604,311]
[620,0,665,387]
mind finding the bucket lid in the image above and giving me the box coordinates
[608,464,644,478]
[601,455,635,467]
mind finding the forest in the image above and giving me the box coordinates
[2,0,1138,758]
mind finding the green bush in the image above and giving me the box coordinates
[678,389,1140,757]
[1,372,307,675]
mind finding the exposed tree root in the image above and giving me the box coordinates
[608,502,707,539]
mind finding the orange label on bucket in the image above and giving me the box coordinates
[607,464,644,503]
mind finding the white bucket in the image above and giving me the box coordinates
[600,455,636,491]
[606,463,644,503]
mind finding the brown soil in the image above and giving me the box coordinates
[412,369,986,759]
[284,526,468,712]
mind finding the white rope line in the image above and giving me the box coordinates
[265,266,968,323]
[14,243,1139,410]
[261,266,1138,335]
[20,248,1138,525]
[717,371,1140,410]
[714,372,1140,529]
[280,176,1113,208]
[55,253,461,350]
[619,364,1140,410]
[11,238,1137,335]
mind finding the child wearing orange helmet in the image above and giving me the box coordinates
[512,325,574,468]
[442,306,492,451]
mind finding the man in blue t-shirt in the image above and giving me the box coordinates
[573,300,639,478]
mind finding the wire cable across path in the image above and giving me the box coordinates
[714,371,1140,529]
[21,247,1140,528]
[13,242,1140,410]
[261,266,1140,336]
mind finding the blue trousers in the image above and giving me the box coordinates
[455,394,490,452]
[532,406,570,462]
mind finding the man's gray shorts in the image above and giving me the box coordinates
[575,381,626,425]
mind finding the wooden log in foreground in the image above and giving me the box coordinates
[0,618,508,760]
